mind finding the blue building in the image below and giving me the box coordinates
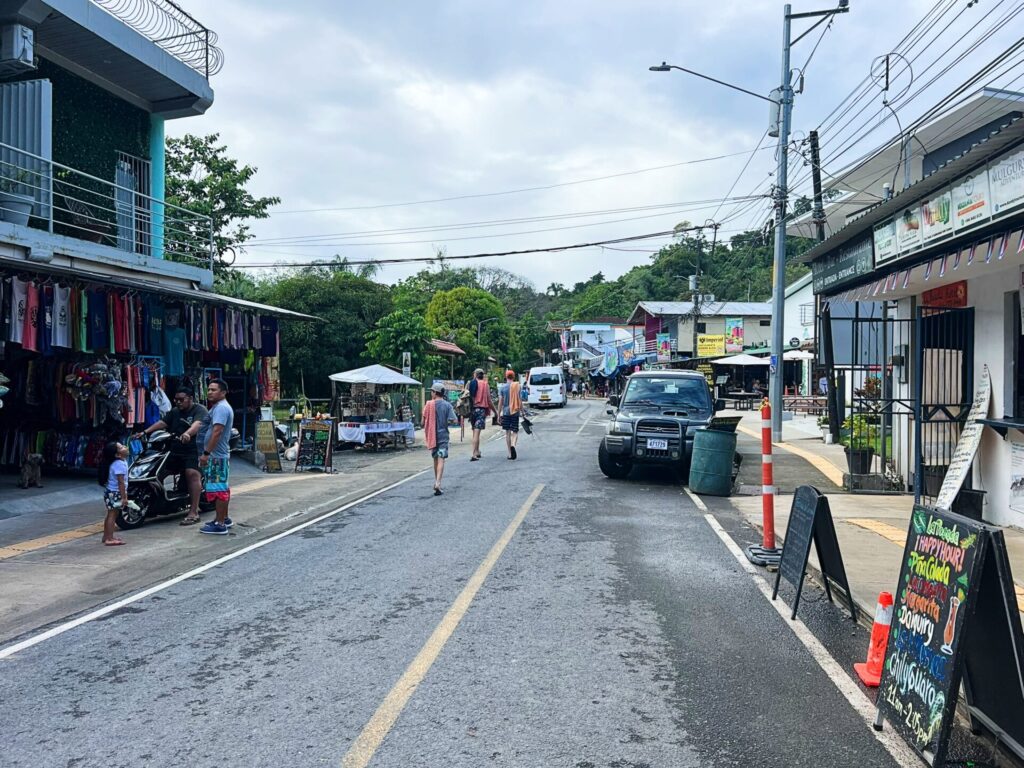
[0,0,308,473]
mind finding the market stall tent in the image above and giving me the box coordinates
[328,365,421,386]
[709,353,769,366]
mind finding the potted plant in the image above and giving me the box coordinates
[817,413,833,443]
[842,414,877,474]
[0,169,34,226]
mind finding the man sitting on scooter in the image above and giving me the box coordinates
[133,387,208,526]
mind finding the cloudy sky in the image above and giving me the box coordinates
[168,0,1022,288]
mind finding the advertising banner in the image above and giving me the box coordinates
[724,317,744,353]
[952,168,991,230]
[896,205,923,252]
[873,219,898,264]
[656,333,671,362]
[990,145,1024,215]
[697,334,725,358]
[921,189,953,241]
[811,234,874,294]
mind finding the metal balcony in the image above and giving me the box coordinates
[0,140,214,271]
[89,0,224,79]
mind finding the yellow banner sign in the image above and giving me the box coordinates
[697,334,726,357]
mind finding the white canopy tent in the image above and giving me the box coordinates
[710,353,769,366]
[783,350,815,361]
[328,364,421,386]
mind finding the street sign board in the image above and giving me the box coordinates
[295,418,334,472]
[772,486,856,620]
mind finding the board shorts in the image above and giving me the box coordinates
[501,413,520,433]
[431,444,449,459]
[471,407,488,431]
[203,457,231,502]
[103,490,124,511]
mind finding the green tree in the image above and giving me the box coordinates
[365,309,433,369]
[253,268,392,397]
[165,133,280,268]
[425,287,512,374]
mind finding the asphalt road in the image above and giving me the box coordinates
[1,400,908,767]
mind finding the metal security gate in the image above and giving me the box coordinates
[845,305,915,493]
[914,306,974,505]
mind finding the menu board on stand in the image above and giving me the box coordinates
[295,418,335,473]
[874,506,1024,765]
[255,419,282,473]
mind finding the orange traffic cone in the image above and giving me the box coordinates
[854,591,894,687]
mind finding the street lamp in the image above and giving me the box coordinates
[650,0,849,442]
[477,316,500,343]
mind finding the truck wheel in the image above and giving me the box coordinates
[598,443,632,479]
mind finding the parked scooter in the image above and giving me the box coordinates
[117,430,215,529]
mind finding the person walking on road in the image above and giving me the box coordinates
[133,387,207,525]
[98,441,129,546]
[467,368,494,461]
[198,379,234,536]
[497,369,523,460]
[423,383,455,495]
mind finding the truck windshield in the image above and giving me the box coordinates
[621,377,710,410]
[530,373,561,386]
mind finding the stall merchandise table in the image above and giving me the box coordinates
[337,421,415,450]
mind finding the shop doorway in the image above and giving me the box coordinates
[845,306,916,493]
[914,306,975,506]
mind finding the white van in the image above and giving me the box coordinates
[527,366,566,408]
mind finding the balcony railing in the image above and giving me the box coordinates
[640,337,678,355]
[0,141,214,271]
[90,0,224,78]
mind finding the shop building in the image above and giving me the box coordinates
[626,300,773,361]
[799,90,1024,528]
[0,1,310,477]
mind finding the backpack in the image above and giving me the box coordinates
[455,388,473,418]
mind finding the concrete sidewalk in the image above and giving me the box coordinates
[724,408,1024,621]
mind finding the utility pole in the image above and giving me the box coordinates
[810,129,841,444]
[691,232,702,361]
[769,4,794,443]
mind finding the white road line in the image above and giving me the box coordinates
[691,496,919,767]
[0,469,429,661]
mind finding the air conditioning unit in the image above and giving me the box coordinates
[0,24,36,76]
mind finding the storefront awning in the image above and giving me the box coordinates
[0,256,319,321]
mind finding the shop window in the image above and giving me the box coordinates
[759,319,771,327]
[696,322,707,333]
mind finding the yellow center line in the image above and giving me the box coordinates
[0,472,332,562]
[736,425,846,487]
[341,484,545,768]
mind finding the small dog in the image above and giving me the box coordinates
[19,453,43,489]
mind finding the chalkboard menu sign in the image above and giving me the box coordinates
[295,418,334,472]
[772,486,856,621]
[876,506,988,765]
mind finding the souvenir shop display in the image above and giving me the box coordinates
[0,273,284,477]
[328,364,418,451]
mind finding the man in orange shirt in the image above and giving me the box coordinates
[467,368,494,461]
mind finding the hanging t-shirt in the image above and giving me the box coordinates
[112,293,127,353]
[78,288,91,352]
[52,284,71,348]
[190,305,203,351]
[147,297,163,354]
[164,326,186,376]
[260,316,279,356]
[39,285,52,356]
[9,278,27,344]
[22,281,39,352]
[88,289,109,351]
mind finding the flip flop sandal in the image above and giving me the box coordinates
[103,539,126,546]
[180,516,201,526]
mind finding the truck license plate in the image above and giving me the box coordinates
[540,395,550,401]
[647,438,668,450]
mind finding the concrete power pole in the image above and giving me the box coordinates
[769,4,794,443]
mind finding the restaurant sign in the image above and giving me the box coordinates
[696,334,726,358]
[811,235,874,294]
[873,219,898,264]
[921,280,968,308]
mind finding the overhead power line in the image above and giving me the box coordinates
[230,226,714,269]
[267,146,777,215]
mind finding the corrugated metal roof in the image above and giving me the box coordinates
[430,339,466,355]
[628,301,772,322]
[796,116,1024,265]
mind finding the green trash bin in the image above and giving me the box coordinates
[688,427,738,497]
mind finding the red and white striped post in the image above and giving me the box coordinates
[745,399,782,566]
